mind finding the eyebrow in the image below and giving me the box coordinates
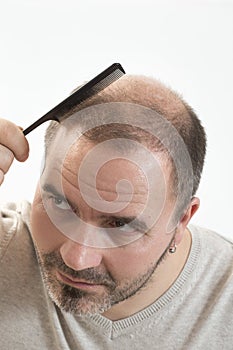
[42,183,66,199]
[42,183,149,232]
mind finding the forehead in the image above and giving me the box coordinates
[65,138,166,190]
[44,136,169,205]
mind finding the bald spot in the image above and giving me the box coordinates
[63,75,192,130]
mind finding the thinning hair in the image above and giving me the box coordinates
[45,75,206,220]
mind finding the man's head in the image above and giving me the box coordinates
[45,75,206,200]
[30,75,206,316]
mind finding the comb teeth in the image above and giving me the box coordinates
[23,63,126,135]
[91,68,125,94]
[55,64,125,120]
[57,69,125,121]
[72,68,125,100]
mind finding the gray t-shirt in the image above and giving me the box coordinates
[0,201,233,350]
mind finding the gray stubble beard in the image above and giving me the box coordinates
[35,237,172,316]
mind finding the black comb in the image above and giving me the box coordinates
[23,63,125,135]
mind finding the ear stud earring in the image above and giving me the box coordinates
[169,242,177,254]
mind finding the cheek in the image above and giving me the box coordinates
[104,238,163,281]
[31,193,65,252]
[104,213,176,281]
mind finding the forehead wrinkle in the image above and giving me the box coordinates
[43,158,150,204]
[62,173,148,207]
[58,163,148,209]
[62,162,148,196]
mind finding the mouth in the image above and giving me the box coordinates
[56,271,104,291]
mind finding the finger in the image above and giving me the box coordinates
[0,144,14,173]
[0,119,29,162]
[0,169,4,186]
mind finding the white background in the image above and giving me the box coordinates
[0,0,232,239]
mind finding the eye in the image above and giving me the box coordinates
[109,219,135,233]
[50,195,71,211]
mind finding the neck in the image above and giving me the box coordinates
[103,229,192,321]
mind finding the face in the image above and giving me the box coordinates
[31,137,177,316]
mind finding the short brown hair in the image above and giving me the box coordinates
[45,75,206,219]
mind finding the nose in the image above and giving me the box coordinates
[60,239,103,271]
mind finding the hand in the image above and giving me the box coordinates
[0,118,29,185]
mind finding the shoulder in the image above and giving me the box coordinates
[188,224,233,293]
[189,224,233,254]
[0,201,31,260]
[187,225,233,334]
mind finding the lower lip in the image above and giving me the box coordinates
[56,271,102,290]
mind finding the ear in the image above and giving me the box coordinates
[175,197,200,245]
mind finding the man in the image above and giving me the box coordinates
[0,75,232,349]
